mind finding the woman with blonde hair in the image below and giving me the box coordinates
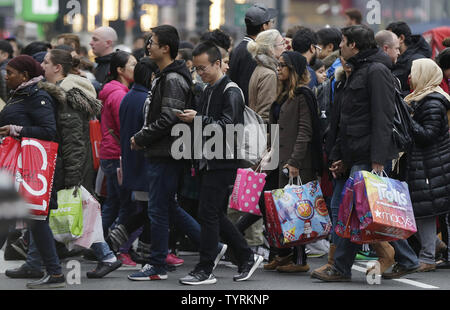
[247,29,286,122]
[404,58,450,272]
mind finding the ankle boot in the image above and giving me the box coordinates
[311,244,336,275]
[367,242,395,275]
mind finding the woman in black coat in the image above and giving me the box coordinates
[0,55,64,288]
[404,58,450,272]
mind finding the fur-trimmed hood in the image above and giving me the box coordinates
[334,65,346,83]
[255,54,278,73]
[37,77,101,118]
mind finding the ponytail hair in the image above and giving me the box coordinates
[49,49,80,76]
[103,50,131,84]
[247,29,282,59]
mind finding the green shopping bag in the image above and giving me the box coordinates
[49,187,83,244]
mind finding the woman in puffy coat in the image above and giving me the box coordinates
[98,51,137,236]
[0,55,64,288]
[40,48,122,278]
[404,58,450,272]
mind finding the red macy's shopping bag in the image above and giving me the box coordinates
[89,119,101,171]
[17,138,58,220]
[0,137,21,174]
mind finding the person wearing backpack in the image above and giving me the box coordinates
[177,41,264,285]
[403,58,450,273]
[311,25,398,282]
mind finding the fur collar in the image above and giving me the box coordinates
[255,54,278,73]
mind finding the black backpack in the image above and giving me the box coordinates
[392,83,414,152]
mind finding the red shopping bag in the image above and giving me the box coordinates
[17,138,58,220]
[0,137,21,174]
[89,119,102,171]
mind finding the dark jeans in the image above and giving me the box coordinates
[28,218,62,275]
[146,159,202,271]
[100,159,135,237]
[333,164,371,277]
[330,178,346,244]
[196,169,253,274]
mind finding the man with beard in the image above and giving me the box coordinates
[292,28,320,89]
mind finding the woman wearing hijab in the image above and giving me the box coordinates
[264,51,323,273]
[0,55,64,288]
[404,58,450,272]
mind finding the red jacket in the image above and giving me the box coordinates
[98,80,129,160]
[440,78,449,94]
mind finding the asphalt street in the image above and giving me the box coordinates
[1,249,449,291]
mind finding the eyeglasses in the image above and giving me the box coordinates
[277,63,289,68]
[147,38,160,47]
[193,63,212,73]
[274,41,286,47]
[314,45,323,52]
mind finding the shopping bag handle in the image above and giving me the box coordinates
[371,169,389,178]
[288,176,303,186]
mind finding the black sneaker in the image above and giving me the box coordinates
[26,274,66,289]
[382,263,420,279]
[310,265,351,282]
[82,249,98,261]
[179,269,217,285]
[5,264,44,279]
[233,254,264,282]
[10,237,28,259]
[86,260,122,279]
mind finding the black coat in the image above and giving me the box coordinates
[94,53,113,84]
[134,60,193,159]
[406,92,450,219]
[0,82,56,141]
[392,35,432,96]
[330,48,397,168]
[196,75,245,171]
[228,38,257,106]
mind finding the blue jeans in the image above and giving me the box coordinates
[100,159,135,236]
[330,178,346,244]
[333,164,371,277]
[146,160,202,271]
[390,239,420,269]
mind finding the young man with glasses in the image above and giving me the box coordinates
[129,25,227,281]
[177,41,264,285]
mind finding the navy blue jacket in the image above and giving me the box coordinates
[119,83,149,192]
[0,82,56,141]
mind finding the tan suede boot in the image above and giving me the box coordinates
[311,244,336,275]
[366,242,395,275]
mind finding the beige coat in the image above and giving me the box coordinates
[248,54,278,123]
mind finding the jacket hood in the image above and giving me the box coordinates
[95,53,113,64]
[60,74,97,99]
[347,48,393,70]
[255,54,278,72]
[334,66,346,82]
[99,80,129,102]
[406,35,432,59]
[158,60,193,86]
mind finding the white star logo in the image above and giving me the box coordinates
[374,209,382,218]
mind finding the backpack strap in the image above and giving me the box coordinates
[223,81,245,105]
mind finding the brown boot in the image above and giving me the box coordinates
[263,253,293,271]
[277,263,310,273]
[366,242,395,275]
[311,244,336,275]
[416,262,436,272]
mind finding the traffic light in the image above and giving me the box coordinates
[196,0,211,31]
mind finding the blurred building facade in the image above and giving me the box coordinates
[0,0,449,46]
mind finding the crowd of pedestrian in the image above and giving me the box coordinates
[0,3,449,289]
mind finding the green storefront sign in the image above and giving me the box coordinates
[15,0,59,22]
[234,3,252,28]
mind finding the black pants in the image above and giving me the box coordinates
[197,169,252,274]
[121,201,151,244]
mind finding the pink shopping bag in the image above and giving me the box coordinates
[229,168,266,216]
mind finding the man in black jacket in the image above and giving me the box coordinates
[129,25,212,282]
[386,21,432,96]
[89,26,117,84]
[311,25,397,282]
[178,42,263,285]
[228,3,277,105]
